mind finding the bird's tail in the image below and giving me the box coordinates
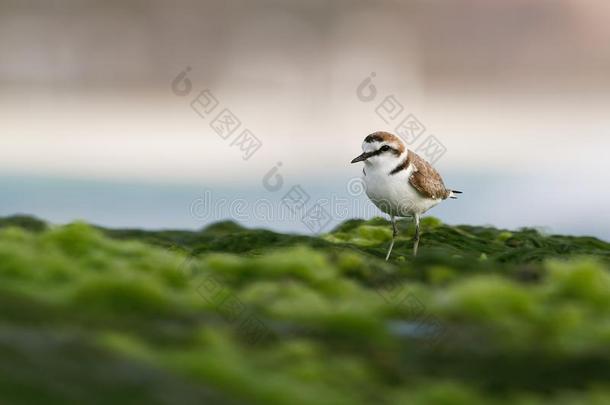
[449,189,462,199]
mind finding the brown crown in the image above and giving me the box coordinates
[364,131,404,154]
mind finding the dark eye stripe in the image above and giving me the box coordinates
[369,145,398,157]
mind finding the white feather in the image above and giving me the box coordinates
[361,141,442,217]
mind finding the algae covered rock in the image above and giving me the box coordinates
[0,215,609,404]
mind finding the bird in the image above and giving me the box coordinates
[351,131,461,259]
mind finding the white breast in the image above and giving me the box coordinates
[363,163,441,217]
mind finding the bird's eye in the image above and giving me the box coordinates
[380,145,391,152]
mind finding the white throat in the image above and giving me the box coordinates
[365,151,407,175]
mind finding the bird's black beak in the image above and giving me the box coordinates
[351,152,371,164]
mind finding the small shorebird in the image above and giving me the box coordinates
[351,131,461,259]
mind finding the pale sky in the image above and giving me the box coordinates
[1,87,608,184]
[1,0,609,238]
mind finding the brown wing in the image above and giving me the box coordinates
[407,150,450,200]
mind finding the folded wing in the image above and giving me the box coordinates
[407,150,451,200]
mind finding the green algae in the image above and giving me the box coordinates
[0,215,609,404]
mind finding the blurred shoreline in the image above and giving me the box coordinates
[2,0,609,241]
[2,173,608,241]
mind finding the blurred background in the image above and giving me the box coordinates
[1,0,609,238]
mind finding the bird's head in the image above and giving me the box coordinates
[351,131,405,169]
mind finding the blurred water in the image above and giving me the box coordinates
[1,1,610,242]
[1,173,607,241]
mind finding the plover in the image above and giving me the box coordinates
[351,131,461,259]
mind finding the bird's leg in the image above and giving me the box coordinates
[385,216,398,261]
[413,213,420,256]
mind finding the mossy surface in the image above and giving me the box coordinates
[0,215,609,404]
